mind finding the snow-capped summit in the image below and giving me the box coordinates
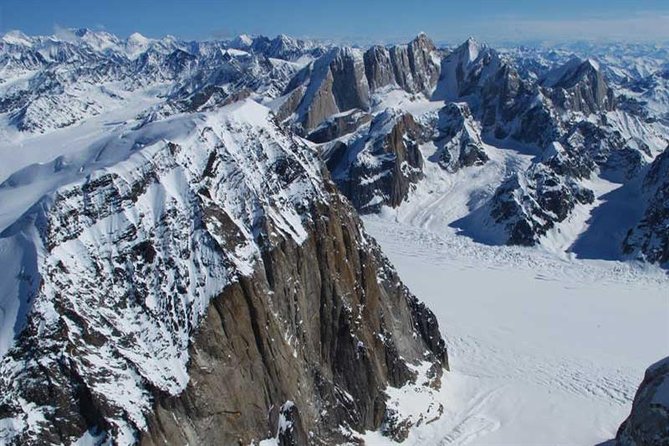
[1,29,32,46]
[432,37,499,101]
[71,28,121,52]
[230,33,254,49]
[541,56,615,113]
[462,36,482,63]
[127,31,150,45]
[541,56,602,88]
[125,31,152,58]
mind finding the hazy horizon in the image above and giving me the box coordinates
[1,0,668,45]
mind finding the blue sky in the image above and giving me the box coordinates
[1,0,668,43]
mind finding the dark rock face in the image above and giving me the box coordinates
[622,147,669,265]
[616,357,669,446]
[363,46,396,92]
[289,47,371,132]
[430,103,488,172]
[285,34,439,137]
[141,188,447,446]
[490,163,595,246]
[307,108,371,143]
[324,109,427,213]
[364,33,440,95]
[541,58,616,115]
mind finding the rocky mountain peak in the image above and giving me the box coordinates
[541,56,615,114]
[72,28,93,38]
[323,107,427,212]
[542,56,600,89]
[460,36,482,63]
[431,102,489,172]
[584,57,600,71]
[362,33,440,95]
[230,33,254,49]
[127,31,149,44]
[125,32,153,58]
[410,31,436,52]
[289,45,370,131]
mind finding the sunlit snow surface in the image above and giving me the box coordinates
[346,111,669,444]
[358,216,668,445]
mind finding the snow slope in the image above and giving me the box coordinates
[360,217,669,445]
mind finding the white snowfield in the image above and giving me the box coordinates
[360,216,668,446]
[346,97,669,444]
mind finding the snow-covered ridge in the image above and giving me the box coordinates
[0,100,326,442]
[0,28,326,135]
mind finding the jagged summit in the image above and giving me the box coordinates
[127,31,150,44]
[460,36,482,62]
[412,31,434,45]
[230,33,253,48]
[542,56,600,88]
[541,55,615,113]
[1,29,32,46]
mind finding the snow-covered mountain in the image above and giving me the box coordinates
[0,29,330,134]
[0,98,447,444]
[279,35,667,262]
[0,27,667,445]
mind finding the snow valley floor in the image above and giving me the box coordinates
[361,217,669,445]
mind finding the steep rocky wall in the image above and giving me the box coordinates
[141,184,447,445]
[623,146,669,265]
[616,357,669,446]
[364,34,439,95]
[325,110,426,213]
[285,35,440,136]
[292,48,370,133]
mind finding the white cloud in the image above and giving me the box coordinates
[52,24,79,42]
